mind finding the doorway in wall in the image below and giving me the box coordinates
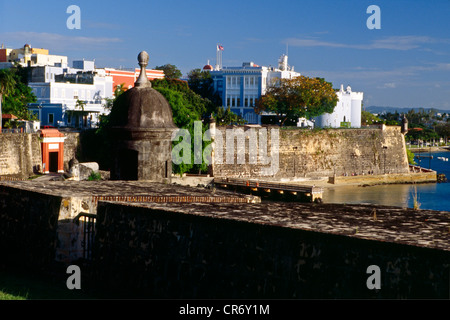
[118,149,138,180]
[49,152,59,173]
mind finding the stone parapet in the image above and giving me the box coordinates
[212,126,410,180]
[92,200,450,298]
[329,171,437,185]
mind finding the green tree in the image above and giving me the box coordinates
[103,83,127,112]
[435,123,450,142]
[155,64,182,79]
[187,68,221,106]
[255,75,338,126]
[0,69,17,130]
[406,148,416,165]
[152,78,216,118]
[361,110,382,125]
[80,83,128,169]
[0,67,36,125]
[379,111,400,125]
[406,126,439,142]
[152,79,212,175]
[214,106,246,126]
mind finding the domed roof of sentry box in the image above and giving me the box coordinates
[108,51,177,129]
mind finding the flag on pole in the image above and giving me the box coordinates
[218,44,224,51]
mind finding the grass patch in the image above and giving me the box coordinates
[27,174,43,180]
[0,269,96,300]
[0,291,26,300]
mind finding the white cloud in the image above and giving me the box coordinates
[378,82,396,89]
[285,35,449,51]
[0,31,122,52]
[301,62,450,87]
[368,36,436,50]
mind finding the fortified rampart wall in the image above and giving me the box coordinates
[92,201,449,299]
[211,125,410,180]
[0,181,448,298]
[0,126,412,181]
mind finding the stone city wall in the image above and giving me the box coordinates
[0,183,94,267]
[62,132,80,171]
[211,125,410,180]
[0,133,41,178]
[0,180,448,298]
[0,180,260,267]
[92,201,449,299]
[329,171,437,185]
[0,184,61,269]
[0,132,80,177]
[0,127,410,180]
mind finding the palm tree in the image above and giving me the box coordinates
[0,69,16,132]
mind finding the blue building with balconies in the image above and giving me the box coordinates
[208,55,300,124]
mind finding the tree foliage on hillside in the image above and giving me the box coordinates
[361,110,382,125]
[214,106,247,126]
[187,69,222,106]
[0,66,36,122]
[405,126,439,141]
[435,123,450,139]
[151,78,212,175]
[154,64,182,79]
[255,75,338,126]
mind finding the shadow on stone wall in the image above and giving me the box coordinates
[91,201,450,299]
[0,186,60,271]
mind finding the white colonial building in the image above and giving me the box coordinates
[209,54,300,124]
[28,60,113,128]
[313,84,363,128]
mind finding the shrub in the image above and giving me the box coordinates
[87,171,102,181]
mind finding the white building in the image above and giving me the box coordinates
[209,54,300,124]
[28,61,113,128]
[297,117,315,128]
[313,85,363,128]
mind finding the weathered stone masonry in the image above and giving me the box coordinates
[0,131,79,177]
[0,180,448,298]
[0,181,257,265]
[212,125,410,179]
[93,201,450,299]
[0,133,41,177]
[1,126,410,182]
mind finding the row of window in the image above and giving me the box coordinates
[39,112,93,126]
[33,87,93,100]
[226,95,258,107]
[225,76,260,88]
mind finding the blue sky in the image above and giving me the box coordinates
[1,0,450,110]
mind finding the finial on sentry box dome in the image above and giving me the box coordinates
[135,51,151,88]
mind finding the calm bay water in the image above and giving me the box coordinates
[322,151,450,212]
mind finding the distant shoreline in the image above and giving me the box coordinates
[408,146,450,153]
